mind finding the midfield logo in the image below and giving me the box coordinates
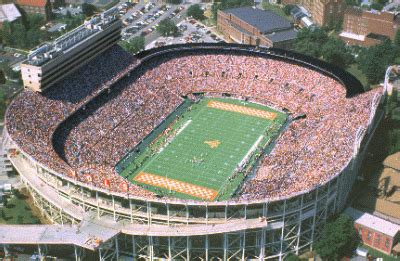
[204,140,221,149]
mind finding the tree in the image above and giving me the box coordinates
[294,28,355,68]
[283,5,293,16]
[211,0,253,21]
[370,2,384,10]
[166,0,182,4]
[120,36,145,54]
[0,70,5,84]
[285,253,303,261]
[82,3,97,17]
[357,40,397,84]
[157,19,178,37]
[395,29,400,46]
[187,4,205,20]
[0,21,12,46]
[321,38,354,68]
[294,28,329,58]
[0,14,47,49]
[26,14,45,30]
[314,214,359,260]
[345,0,359,6]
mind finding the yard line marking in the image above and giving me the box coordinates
[134,172,218,201]
[207,101,276,120]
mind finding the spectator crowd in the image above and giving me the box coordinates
[6,46,382,201]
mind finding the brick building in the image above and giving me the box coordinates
[345,207,400,256]
[16,0,50,19]
[340,7,400,47]
[217,7,297,49]
[281,0,345,26]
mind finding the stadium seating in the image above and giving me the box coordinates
[6,46,381,200]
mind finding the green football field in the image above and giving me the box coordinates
[118,98,286,201]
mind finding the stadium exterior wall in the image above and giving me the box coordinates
[2,45,387,260]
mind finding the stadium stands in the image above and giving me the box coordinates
[6,44,381,201]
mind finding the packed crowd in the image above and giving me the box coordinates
[6,47,382,200]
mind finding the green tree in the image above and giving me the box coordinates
[166,0,182,4]
[65,14,86,30]
[0,14,47,49]
[157,19,178,37]
[370,2,384,10]
[119,36,145,54]
[82,3,97,17]
[283,5,293,15]
[285,253,302,261]
[357,40,397,84]
[345,0,359,6]
[395,29,400,46]
[321,38,354,68]
[314,214,358,260]
[0,88,8,120]
[294,28,329,58]
[0,21,13,45]
[0,62,19,80]
[0,70,5,84]
[211,0,253,21]
[187,4,205,20]
[26,14,45,30]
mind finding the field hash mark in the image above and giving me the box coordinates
[207,100,276,120]
[134,172,218,200]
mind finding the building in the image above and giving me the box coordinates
[0,3,21,27]
[281,0,346,26]
[217,7,297,49]
[20,7,122,92]
[16,0,50,19]
[340,7,400,47]
[345,207,400,255]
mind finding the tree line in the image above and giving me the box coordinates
[294,28,400,86]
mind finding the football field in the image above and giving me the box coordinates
[119,98,286,201]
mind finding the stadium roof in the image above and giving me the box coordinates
[223,7,293,34]
[345,207,400,237]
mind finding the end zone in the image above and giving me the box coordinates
[134,172,219,201]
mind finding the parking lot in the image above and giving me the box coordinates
[119,2,185,41]
[146,19,224,49]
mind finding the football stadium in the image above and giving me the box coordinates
[2,38,388,259]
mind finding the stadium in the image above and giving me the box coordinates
[2,42,387,260]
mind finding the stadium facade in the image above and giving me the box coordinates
[2,43,388,260]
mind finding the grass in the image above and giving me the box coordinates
[361,244,399,261]
[347,64,369,90]
[0,190,41,224]
[119,98,286,201]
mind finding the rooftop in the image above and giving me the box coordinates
[0,4,21,23]
[345,207,400,237]
[25,7,119,66]
[265,29,298,42]
[340,31,366,41]
[223,7,293,34]
[16,0,47,8]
